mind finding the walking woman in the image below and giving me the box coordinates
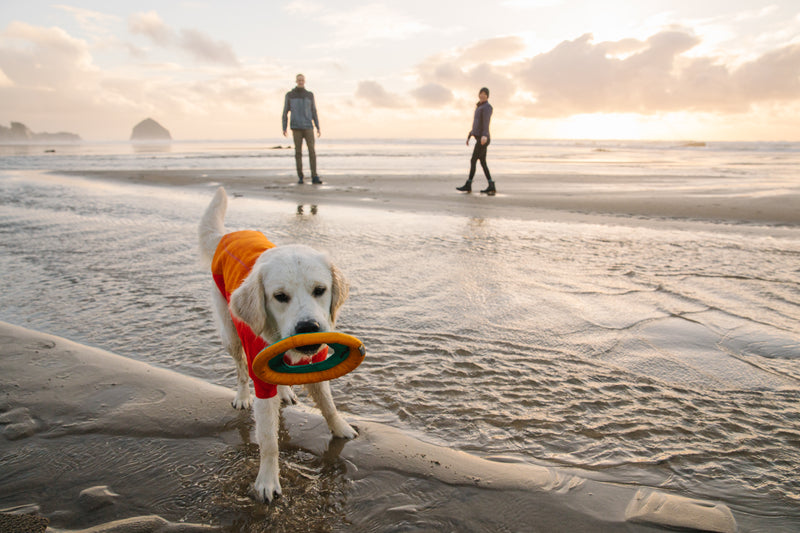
[457,87,496,195]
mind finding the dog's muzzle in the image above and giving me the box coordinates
[293,320,323,354]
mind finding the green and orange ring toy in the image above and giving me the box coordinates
[252,332,365,386]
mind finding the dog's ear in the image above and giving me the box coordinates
[230,270,273,337]
[329,263,349,324]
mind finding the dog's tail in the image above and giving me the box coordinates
[198,186,228,267]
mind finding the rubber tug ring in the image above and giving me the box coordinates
[252,332,366,386]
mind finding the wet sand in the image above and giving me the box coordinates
[0,321,739,532]
[56,169,800,227]
[3,167,796,530]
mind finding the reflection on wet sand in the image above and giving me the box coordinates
[131,142,172,154]
[296,204,318,216]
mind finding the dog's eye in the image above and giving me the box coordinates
[312,286,327,297]
[273,292,290,303]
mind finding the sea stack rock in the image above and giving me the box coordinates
[130,118,171,141]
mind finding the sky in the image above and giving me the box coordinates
[1,0,798,141]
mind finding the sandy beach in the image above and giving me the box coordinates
[57,168,800,228]
[2,154,799,531]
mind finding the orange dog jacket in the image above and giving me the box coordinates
[211,231,326,399]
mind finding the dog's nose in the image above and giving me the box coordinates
[294,320,321,335]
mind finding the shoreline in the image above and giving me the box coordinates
[0,321,741,532]
[50,169,800,228]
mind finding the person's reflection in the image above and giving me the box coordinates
[296,205,318,216]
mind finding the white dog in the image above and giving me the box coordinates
[198,187,357,502]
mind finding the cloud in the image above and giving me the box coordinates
[356,28,800,122]
[410,36,523,105]
[516,30,800,116]
[0,19,265,138]
[0,21,127,133]
[355,81,402,108]
[412,83,453,106]
[2,10,798,141]
[55,5,119,37]
[416,35,526,79]
[356,36,520,111]
[178,28,238,66]
[128,11,239,66]
[457,35,527,64]
[129,11,172,45]
[733,43,800,100]
[0,21,96,88]
[409,60,515,107]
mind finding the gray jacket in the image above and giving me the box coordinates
[470,101,492,140]
[282,87,319,131]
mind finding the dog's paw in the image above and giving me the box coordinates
[253,473,282,503]
[232,392,253,410]
[331,418,358,440]
[277,385,298,405]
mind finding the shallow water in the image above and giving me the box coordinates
[1,170,799,529]
[2,138,799,183]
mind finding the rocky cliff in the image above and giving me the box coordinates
[0,122,81,143]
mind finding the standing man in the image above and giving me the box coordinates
[282,74,322,184]
[456,87,496,195]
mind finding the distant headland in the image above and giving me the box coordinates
[0,122,81,143]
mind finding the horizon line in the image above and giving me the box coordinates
[2,136,799,145]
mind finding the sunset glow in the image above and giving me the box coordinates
[1,1,798,141]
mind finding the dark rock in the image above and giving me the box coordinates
[130,118,172,141]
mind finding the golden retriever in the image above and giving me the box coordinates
[198,187,356,502]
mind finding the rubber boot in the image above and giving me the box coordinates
[456,180,472,193]
[480,181,496,195]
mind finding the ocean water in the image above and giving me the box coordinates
[1,139,799,531]
[2,137,799,181]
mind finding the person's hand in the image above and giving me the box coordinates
[317,129,321,138]
[283,130,287,137]
[481,136,488,145]
[466,135,471,146]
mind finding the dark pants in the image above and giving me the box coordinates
[292,129,316,178]
[469,138,491,182]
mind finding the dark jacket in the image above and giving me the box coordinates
[282,87,319,131]
[470,101,492,139]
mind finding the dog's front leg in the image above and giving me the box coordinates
[305,382,358,439]
[277,385,298,405]
[252,396,282,502]
[212,288,253,409]
[231,349,253,409]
